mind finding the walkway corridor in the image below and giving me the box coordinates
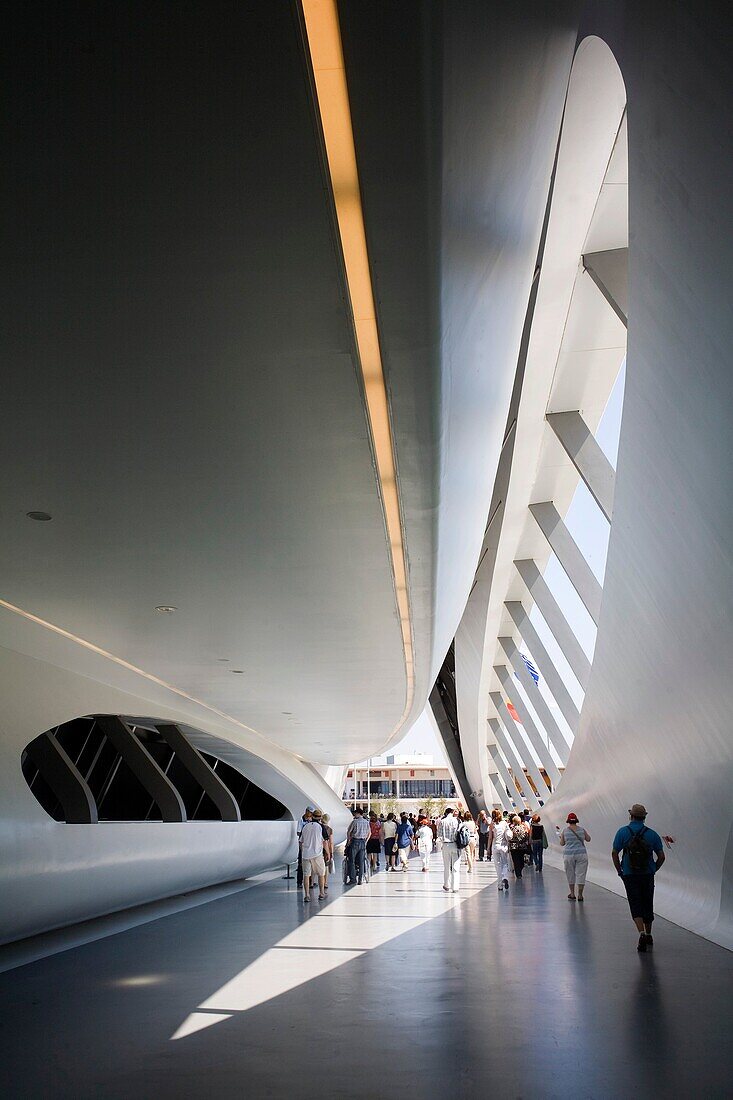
[1,854,730,1099]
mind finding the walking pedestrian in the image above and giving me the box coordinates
[296,806,314,888]
[395,812,414,872]
[416,817,433,872]
[438,807,460,892]
[508,814,531,879]
[612,804,666,952]
[346,807,370,885]
[530,813,547,872]
[381,812,398,871]
[321,813,334,892]
[300,812,327,902]
[558,812,590,901]
[477,810,491,861]
[462,811,478,872]
[489,808,512,892]
[367,810,382,874]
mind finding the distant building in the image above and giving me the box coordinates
[343,756,457,815]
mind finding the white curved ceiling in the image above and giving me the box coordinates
[1,3,580,765]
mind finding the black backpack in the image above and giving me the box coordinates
[625,825,650,872]
[455,822,471,850]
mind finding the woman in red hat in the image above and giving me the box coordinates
[557,812,591,901]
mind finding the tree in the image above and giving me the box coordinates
[423,795,437,820]
[436,796,447,817]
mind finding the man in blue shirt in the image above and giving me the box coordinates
[612,803,666,952]
[395,813,414,872]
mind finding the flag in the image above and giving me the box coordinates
[506,700,522,723]
[520,653,540,685]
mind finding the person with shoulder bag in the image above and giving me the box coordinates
[438,807,461,893]
[530,813,547,873]
[508,814,531,879]
[557,812,591,901]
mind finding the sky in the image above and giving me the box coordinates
[360,359,627,771]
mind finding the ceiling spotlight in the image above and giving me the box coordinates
[155,605,177,614]
[282,711,292,716]
[217,658,230,663]
[26,511,53,522]
[230,669,245,674]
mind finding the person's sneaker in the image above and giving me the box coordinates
[503,878,509,890]
[645,934,654,949]
[637,933,647,952]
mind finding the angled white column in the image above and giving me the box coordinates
[529,502,603,625]
[494,665,562,787]
[505,601,580,733]
[514,560,591,689]
[583,247,628,326]
[488,743,529,812]
[488,718,542,812]
[486,767,513,813]
[498,636,572,763]
[489,693,548,804]
[546,411,616,522]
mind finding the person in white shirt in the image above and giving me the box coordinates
[300,811,327,902]
[381,813,398,871]
[416,818,434,872]
[438,807,460,892]
[489,808,512,892]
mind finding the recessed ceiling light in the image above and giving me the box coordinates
[230,669,245,674]
[282,711,292,716]
[155,606,177,614]
[26,511,53,522]
[217,658,230,663]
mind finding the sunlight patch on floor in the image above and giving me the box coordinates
[171,859,494,1039]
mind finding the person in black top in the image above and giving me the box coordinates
[530,813,547,872]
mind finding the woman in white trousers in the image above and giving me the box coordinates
[558,812,591,900]
[417,820,434,872]
[489,808,512,891]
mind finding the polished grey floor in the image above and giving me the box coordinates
[0,854,730,1099]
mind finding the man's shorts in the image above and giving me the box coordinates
[302,854,326,878]
[622,873,655,922]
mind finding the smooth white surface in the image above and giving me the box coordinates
[541,11,733,949]
[456,37,627,801]
[0,612,351,944]
[457,20,733,949]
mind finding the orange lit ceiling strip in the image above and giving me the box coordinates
[300,0,414,729]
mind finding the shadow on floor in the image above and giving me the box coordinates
[0,858,730,1099]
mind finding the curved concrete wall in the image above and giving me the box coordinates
[455,35,626,804]
[0,608,351,944]
[543,5,733,949]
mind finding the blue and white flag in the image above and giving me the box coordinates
[520,653,540,685]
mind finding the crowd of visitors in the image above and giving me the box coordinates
[297,800,670,952]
